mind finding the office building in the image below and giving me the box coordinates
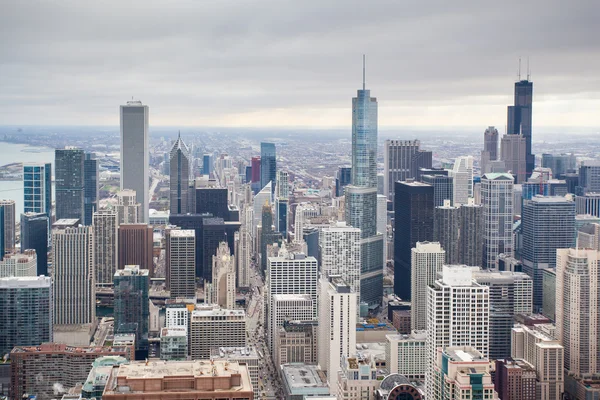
[336,166,352,197]
[203,153,214,176]
[473,269,533,359]
[261,142,276,197]
[317,277,357,393]
[101,360,253,400]
[195,187,229,218]
[481,126,499,175]
[393,180,434,300]
[0,276,52,356]
[10,343,130,400]
[501,134,527,183]
[385,331,427,379]
[294,202,319,242]
[481,173,514,269]
[319,222,361,300]
[458,198,484,267]
[55,148,85,221]
[410,242,445,331]
[237,205,252,288]
[421,173,453,207]
[211,346,260,398]
[52,224,95,326]
[118,223,153,276]
[200,217,226,280]
[83,153,99,225]
[430,347,497,400]
[426,266,490,395]
[511,325,564,400]
[166,229,196,299]
[336,354,380,400]
[206,241,235,309]
[169,133,190,214]
[260,201,275,272]
[93,209,119,285]
[507,77,534,177]
[0,249,37,278]
[433,200,460,264]
[556,248,600,377]
[21,212,49,276]
[376,374,425,400]
[116,189,140,224]
[542,153,576,178]
[276,320,318,366]
[521,196,575,309]
[23,162,52,216]
[578,160,600,194]
[80,356,130,399]
[272,294,314,361]
[383,139,432,205]
[495,358,537,400]
[576,192,600,217]
[253,182,272,236]
[189,307,246,359]
[114,265,150,358]
[120,100,149,222]
[0,200,15,255]
[448,156,474,205]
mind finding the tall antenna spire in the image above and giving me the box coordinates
[527,57,531,81]
[518,57,521,81]
[178,130,181,138]
[362,54,366,90]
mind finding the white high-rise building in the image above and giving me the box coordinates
[449,156,474,205]
[276,170,289,199]
[386,331,427,379]
[556,248,600,377]
[92,209,118,286]
[165,303,191,330]
[236,205,253,289]
[317,276,357,395]
[206,242,236,310]
[481,173,514,269]
[120,100,149,223]
[411,242,445,331]
[189,307,246,359]
[52,225,95,326]
[0,250,37,278]
[426,265,489,399]
[167,229,196,300]
[377,194,388,263]
[294,202,320,243]
[266,251,318,352]
[319,222,361,300]
[116,189,140,224]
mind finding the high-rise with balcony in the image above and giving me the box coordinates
[169,133,190,214]
[481,173,514,269]
[23,163,52,216]
[120,100,149,223]
[55,148,85,221]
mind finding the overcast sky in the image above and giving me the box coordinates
[1,0,599,129]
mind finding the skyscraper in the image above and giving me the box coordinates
[421,174,453,207]
[481,126,499,175]
[120,100,149,223]
[260,201,275,273]
[448,156,473,205]
[410,242,445,331]
[205,241,235,309]
[93,209,119,286]
[0,200,15,255]
[393,180,434,300]
[522,196,575,309]
[21,212,49,276]
[83,153,99,225]
[507,77,534,178]
[260,142,276,197]
[541,153,576,178]
[578,160,600,194]
[169,134,190,214]
[166,229,196,299]
[23,163,52,216]
[481,173,514,269]
[236,205,252,289]
[55,148,85,221]
[275,170,289,236]
[52,224,95,327]
[433,200,460,264]
[383,139,432,206]
[0,276,52,356]
[501,134,527,183]
[250,156,261,194]
[114,265,150,358]
[118,224,153,276]
[335,166,352,197]
[459,198,484,267]
[345,60,384,307]
[116,189,140,224]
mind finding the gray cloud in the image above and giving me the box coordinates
[0,0,599,127]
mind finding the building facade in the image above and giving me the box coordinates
[55,148,85,221]
[410,242,445,331]
[169,134,191,214]
[93,209,119,285]
[114,265,150,357]
[23,163,52,216]
[481,173,514,269]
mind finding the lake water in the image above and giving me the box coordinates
[0,142,55,216]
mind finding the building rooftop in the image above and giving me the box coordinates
[211,347,259,359]
[386,331,427,342]
[272,294,312,302]
[53,218,80,228]
[11,343,129,355]
[281,363,328,390]
[115,265,149,277]
[444,347,486,362]
[191,308,246,318]
[528,195,573,203]
[482,172,513,180]
[169,229,195,237]
[0,275,51,288]
[160,327,187,337]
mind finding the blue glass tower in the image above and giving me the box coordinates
[345,56,383,307]
[260,142,276,197]
[21,213,49,276]
[23,163,52,216]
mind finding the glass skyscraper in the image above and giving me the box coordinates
[21,213,49,276]
[23,162,52,216]
[169,134,191,214]
[83,153,98,225]
[260,142,276,197]
[507,78,534,178]
[345,61,383,307]
[55,148,85,222]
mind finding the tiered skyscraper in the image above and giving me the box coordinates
[507,74,534,178]
[120,100,149,223]
[345,58,384,307]
[169,133,191,214]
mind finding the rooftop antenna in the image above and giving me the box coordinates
[527,57,531,81]
[362,54,366,90]
[518,57,522,81]
[178,130,181,138]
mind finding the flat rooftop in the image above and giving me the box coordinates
[272,293,312,302]
[113,359,244,379]
[191,308,246,318]
[169,229,195,237]
[160,327,186,337]
[444,347,486,362]
[281,363,328,390]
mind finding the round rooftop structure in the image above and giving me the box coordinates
[379,374,423,400]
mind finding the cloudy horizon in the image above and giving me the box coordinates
[1,0,599,128]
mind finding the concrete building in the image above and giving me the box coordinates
[118,224,153,276]
[481,173,514,269]
[160,327,187,361]
[281,363,329,400]
[276,320,318,366]
[120,100,149,223]
[116,189,140,224]
[426,266,490,395]
[501,134,528,183]
[206,241,236,309]
[190,307,246,359]
[433,200,460,264]
[0,276,52,356]
[169,134,191,214]
[385,331,427,379]
[410,242,445,331]
[21,212,49,276]
[522,196,575,309]
[578,222,600,250]
[458,198,484,267]
[55,148,85,221]
[317,277,357,393]
[93,209,119,285]
[102,360,253,400]
[495,358,537,400]
[336,354,380,400]
[449,156,474,205]
[377,194,388,264]
[271,294,313,359]
[576,192,600,217]
[236,205,252,289]
[211,347,259,398]
[0,249,37,278]
[383,139,432,206]
[260,142,276,198]
[430,346,498,400]
[23,162,52,216]
[10,343,130,400]
[166,229,196,300]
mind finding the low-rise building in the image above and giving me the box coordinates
[160,327,187,361]
[337,354,381,400]
[281,363,329,400]
[276,320,318,366]
[495,358,537,400]
[81,356,129,399]
[210,347,259,398]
